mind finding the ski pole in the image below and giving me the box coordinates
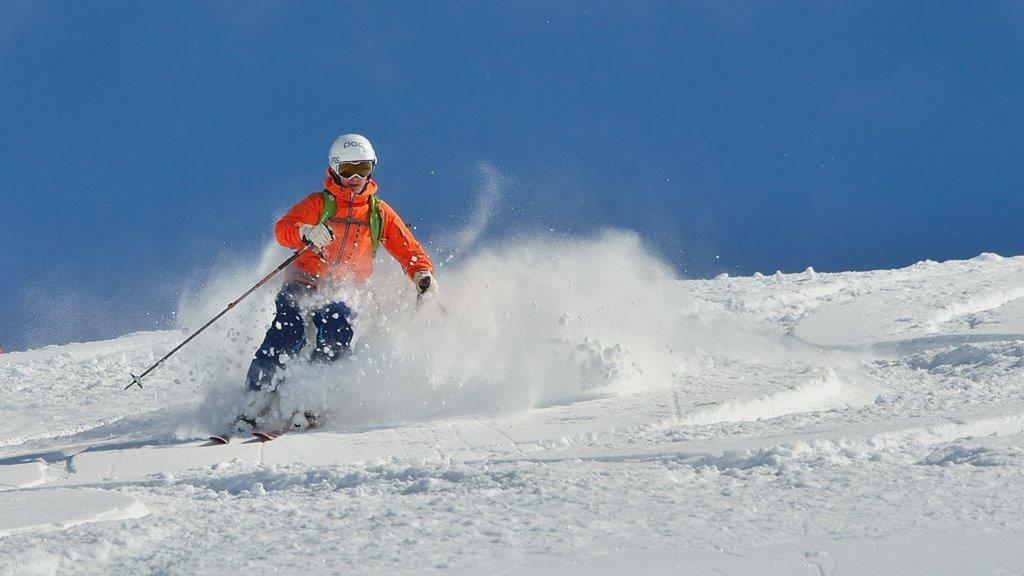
[416,293,450,316]
[124,245,311,390]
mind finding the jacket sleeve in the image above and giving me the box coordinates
[379,200,434,279]
[275,192,324,249]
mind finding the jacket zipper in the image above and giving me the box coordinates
[333,191,356,266]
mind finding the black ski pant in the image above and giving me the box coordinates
[245,281,354,391]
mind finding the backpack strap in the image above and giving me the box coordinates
[368,195,383,256]
[318,189,338,225]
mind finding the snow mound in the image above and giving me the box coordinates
[0,488,146,539]
[795,255,1024,347]
[921,443,1024,467]
[174,460,522,498]
[680,369,845,425]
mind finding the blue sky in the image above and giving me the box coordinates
[2,1,1022,350]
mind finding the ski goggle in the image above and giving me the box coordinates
[333,160,374,179]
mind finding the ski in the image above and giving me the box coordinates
[208,413,318,443]
[252,429,286,442]
[252,416,319,442]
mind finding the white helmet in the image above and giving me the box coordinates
[329,134,377,173]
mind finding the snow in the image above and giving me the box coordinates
[0,461,45,490]
[2,239,1024,574]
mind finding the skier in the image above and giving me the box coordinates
[234,133,437,432]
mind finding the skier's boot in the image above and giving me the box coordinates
[232,415,257,434]
[235,356,285,431]
[289,411,318,430]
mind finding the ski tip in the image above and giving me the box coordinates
[207,435,231,445]
[252,430,285,442]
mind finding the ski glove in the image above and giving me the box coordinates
[413,270,439,297]
[299,223,334,248]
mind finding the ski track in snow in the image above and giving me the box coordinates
[4,247,1024,574]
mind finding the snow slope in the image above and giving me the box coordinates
[2,238,1024,575]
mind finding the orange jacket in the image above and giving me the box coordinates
[275,169,434,284]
